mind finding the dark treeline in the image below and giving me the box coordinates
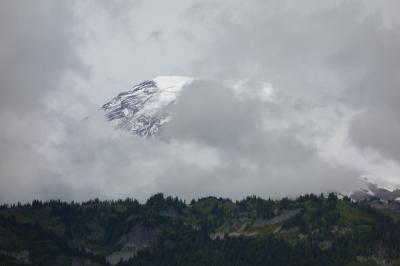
[1,193,400,265]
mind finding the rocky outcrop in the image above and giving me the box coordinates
[106,224,158,265]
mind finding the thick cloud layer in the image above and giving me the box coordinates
[181,0,400,187]
[0,0,399,202]
[0,0,86,111]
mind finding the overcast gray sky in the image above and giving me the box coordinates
[1,0,400,202]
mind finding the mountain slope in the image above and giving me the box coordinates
[1,193,400,265]
[102,76,193,137]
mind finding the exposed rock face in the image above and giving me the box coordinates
[106,224,159,265]
[351,182,400,201]
[351,182,400,212]
[103,76,193,137]
[211,209,301,239]
[116,224,158,249]
[252,209,301,228]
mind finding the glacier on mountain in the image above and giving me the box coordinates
[102,76,193,137]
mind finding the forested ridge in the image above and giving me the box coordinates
[1,193,400,265]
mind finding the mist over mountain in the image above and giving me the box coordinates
[1,0,400,205]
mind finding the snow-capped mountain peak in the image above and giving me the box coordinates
[102,76,194,137]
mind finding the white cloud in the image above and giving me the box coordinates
[1,0,400,203]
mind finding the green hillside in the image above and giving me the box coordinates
[1,193,400,265]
